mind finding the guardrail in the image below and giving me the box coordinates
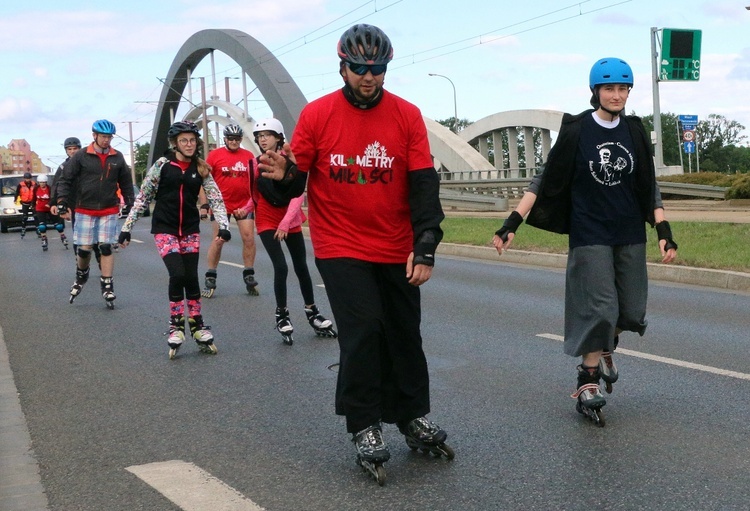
[438,175,728,202]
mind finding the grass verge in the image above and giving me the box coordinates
[441,218,750,273]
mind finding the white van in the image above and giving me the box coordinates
[0,173,56,233]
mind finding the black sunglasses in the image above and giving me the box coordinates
[346,62,387,76]
[225,136,242,141]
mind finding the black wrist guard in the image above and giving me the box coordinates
[218,229,231,242]
[495,210,523,242]
[57,204,68,215]
[200,203,210,211]
[655,221,678,251]
[281,158,298,184]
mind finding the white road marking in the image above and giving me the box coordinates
[538,333,750,381]
[126,460,266,511]
[219,261,245,269]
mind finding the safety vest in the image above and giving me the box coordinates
[19,182,35,202]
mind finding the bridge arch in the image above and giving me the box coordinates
[147,29,307,166]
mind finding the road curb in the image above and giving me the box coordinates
[438,243,750,292]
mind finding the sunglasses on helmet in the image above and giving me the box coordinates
[346,62,387,76]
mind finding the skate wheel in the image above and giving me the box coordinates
[169,348,178,360]
[282,336,293,346]
[604,381,613,394]
[437,443,455,460]
[201,288,215,298]
[106,301,115,310]
[594,409,606,427]
[69,296,75,304]
[375,465,386,486]
[247,287,259,296]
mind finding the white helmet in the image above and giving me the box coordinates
[253,118,285,141]
[37,174,48,183]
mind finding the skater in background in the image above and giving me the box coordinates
[51,136,96,258]
[493,57,678,425]
[14,172,36,238]
[202,124,258,297]
[56,120,134,309]
[118,121,230,359]
[250,118,336,346]
[258,24,452,482]
[33,174,68,251]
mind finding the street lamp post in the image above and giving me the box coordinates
[428,73,458,133]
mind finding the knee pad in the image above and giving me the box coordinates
[55,223,65,233]
[37,223,47,234]
[99,243,113,256]
[77,248,92,262]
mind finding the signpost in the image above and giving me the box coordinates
[679,114,699,172]
[651,28,703,171]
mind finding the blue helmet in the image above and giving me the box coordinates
[92,119,116,135]
[589,58,634,90]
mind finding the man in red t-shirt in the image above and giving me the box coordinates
[203,124,258,297]
[258,24,450,482]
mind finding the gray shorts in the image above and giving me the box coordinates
[564,244,648,357]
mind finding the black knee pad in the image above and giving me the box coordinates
[99,243,113,256]
[77,248,92,261]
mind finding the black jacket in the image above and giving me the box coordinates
[150,155,205,236]
[526,110,658,234]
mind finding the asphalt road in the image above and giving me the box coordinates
[2,219,750,510]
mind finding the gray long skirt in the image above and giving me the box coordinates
[564,244,648,357]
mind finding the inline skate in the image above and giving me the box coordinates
[398,417,455,459]
[275,307,294,345]
[60,233,69,249]
[304,305,337,338]
[41,235,48,251]
[189,315,217,354]
[100,276,115,309]
[353,423,390,486]
[243,269,259,296]
[69,266,90,304]
[166,315,185,359]
[201,271,217,298]
[572,364,606,427]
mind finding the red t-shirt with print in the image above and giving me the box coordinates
[206,146,254,212]
[291,89,433,263]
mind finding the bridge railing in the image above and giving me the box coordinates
[438,171,729,204]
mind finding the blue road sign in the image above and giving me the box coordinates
[684,141,695,154]
[679,114,698,124]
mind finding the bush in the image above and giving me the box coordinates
[726,174,750,199]
[658,172,736,187]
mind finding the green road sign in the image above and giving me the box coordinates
[659,28,702,81]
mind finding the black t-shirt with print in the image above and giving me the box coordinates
[569,113,646,249]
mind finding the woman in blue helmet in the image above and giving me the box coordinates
[492,57,678,426]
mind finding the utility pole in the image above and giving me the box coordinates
[650,27,664,169]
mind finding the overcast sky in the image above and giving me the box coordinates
[2,0,748,170]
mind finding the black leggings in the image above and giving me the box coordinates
[162,252,201,302]
[258,230,315,309]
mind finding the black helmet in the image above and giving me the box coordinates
[23,172,32,179]
[223,124,243,137]
[337,24,393,65]
[64,137,81,149]
[167,121,201,140]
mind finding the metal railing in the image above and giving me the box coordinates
[438,172,729,206]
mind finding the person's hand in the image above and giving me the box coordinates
[257,143,296,181]
[200,203,210,220]
[274,229,288,241]
[118,231,131,248]
[493,232,515,255]
[233,208,248,220]
[50,205,58,215]
[406,252,433,286]
[57,204,70,221]
[217,229,231,243]
[656,221,678,264]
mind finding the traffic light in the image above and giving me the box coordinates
[659,29,702,81]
